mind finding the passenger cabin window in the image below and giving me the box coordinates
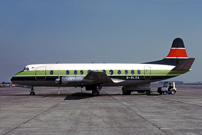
[50,70,53,75]
[137,70,141,74]
[125,70,128,75]
[118,70,121,75]
[109,70,113,75]
[88,70,91,73]
[131,70,134,75]
[80,70,83,75]
[66,70,69,75]
[74,70,77,75]
[102,70,106,74]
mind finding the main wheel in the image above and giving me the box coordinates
[122,87,127,95]
[122,90,131,95]
[92,90,99,96]
[159,91,162,95]
[126,91,131,95]
[146,91,151,95]
[122,90,127,95]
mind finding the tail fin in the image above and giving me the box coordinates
[166,38,188,59]
[145,38,193,66]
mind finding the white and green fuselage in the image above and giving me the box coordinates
[12,63,189,86]
[11,38,195,95]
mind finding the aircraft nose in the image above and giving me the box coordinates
[11,76,14,82]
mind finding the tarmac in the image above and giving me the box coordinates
[0,84,202,135]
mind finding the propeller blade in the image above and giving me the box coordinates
[57,68,60,95]
[58,87,60,95]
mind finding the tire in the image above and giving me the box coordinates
[30,91,35,95]
[122,87,126,95]
[122,90,127,95]
[163,91,167,95]
[126,91,131,95]
[171,90,176,95]
[92,90,99,96]
[122,90,131,95]
[146,91,151,95]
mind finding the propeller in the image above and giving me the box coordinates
[55,68,60,95]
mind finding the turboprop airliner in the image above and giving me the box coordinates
[11,38,195,96]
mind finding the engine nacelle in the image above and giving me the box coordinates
[61,76,84,85]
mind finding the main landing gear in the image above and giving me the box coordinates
[146,90,151,95]
[91,86,101,96]
[30,86,35,95]
[86,85,101,96]
[92,90,100,96]
[122,87,131,95]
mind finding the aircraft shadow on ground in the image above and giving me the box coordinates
[2,92,93,100]
[2,92,161,100]
[64,92,94,100]
[64,92,161,100]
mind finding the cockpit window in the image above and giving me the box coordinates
[23,67,29,71]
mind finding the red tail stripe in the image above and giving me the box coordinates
[166,48,188,58]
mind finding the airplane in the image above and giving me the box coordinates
[11,38,195,96]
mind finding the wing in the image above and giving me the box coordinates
[84,71,113,85]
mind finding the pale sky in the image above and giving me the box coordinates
[0,0,201,83]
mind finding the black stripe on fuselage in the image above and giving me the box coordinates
[11,75,175,82]
[11,76,58,81]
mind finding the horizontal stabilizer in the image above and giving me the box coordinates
[172,58,195,71]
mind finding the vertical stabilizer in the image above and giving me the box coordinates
[144,38,190,66]
[166,38,188,59]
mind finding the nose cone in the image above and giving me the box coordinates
[11,76,15,82]
[11,76,14,82]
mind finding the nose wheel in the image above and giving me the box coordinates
[30,86,35,95]
[30,91,35,95]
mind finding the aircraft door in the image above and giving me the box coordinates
[35,66,46,80]
[144,66,151,80]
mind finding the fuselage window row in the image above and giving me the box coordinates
[50,70,139,75]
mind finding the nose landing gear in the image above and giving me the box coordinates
[30,86,35,95]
